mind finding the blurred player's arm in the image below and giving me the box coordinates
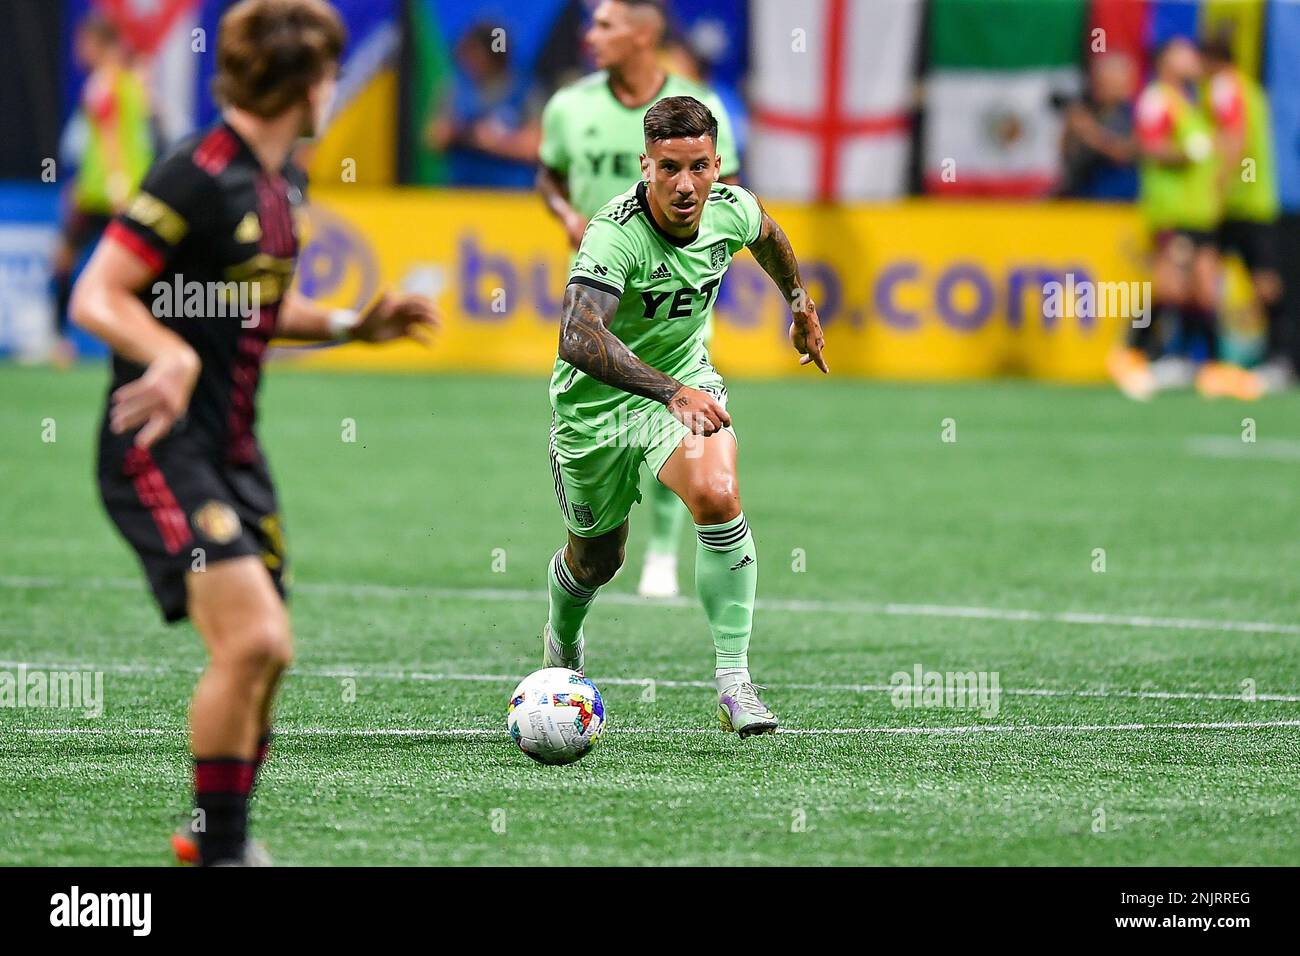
[747,197,828,373]
[276,290,439,345]
[537,165,587,250]
[536,93,587,249]
[1064,103,1136,165]
[70,238,200,448]
[559,281,729,434]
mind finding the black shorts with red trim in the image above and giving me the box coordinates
[97,430,289,623]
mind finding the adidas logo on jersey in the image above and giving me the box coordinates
[730,555,754,571]
[649,263,671,280]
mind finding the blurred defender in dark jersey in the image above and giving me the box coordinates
[70,0,438,866]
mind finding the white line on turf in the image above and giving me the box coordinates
[9,719,1300,738]
[1186,436,1300,462]
[2,657,1298,705]
[3,574,1299,637]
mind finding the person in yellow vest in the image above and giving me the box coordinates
[51,14,155,365]
[1108,37,1254,400]
[1202,34,1291,393]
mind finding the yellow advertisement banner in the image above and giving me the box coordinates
[288,190,1148,382]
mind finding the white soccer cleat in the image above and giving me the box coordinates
[1150,355,1196,392]
[1252,358,1295,395]
[637,552,679,599]
[542,623,584,673]
[718,681,779,738]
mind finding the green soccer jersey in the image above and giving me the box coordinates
[1137,81,1220,232]
[550,180,762,426]
[539,71,740,219]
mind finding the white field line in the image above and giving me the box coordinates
[1,658,1298,706]
[1186,436,1300,461]
[8,719,1300,739]
[3,574,1299,637]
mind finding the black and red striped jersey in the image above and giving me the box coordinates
[103,120,307,466]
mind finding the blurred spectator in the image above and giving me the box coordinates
[1202,33,1291,389]
[425,23,541,189]
[51,13,154,365]
[1059,53,1138,200]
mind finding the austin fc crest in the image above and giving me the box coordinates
[708,240,727,270]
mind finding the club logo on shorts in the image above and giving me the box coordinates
[572,502,595,529]
[709,240,727,270]
[193,501,240,544]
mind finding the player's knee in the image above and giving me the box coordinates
[688,475,739,525]
[570,544,624,588]
[226,618,293,676]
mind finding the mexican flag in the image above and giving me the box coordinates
[923,0,1087,196]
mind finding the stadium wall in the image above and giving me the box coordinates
[289,190,1147,382]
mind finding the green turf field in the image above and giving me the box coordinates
[1,363,1298,865]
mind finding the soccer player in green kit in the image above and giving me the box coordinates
[537,0,740,599]
[542,96,827,736]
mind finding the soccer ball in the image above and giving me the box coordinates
[506,668,605,765]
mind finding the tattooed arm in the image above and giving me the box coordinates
[558,281,731,435]
[748,198,829,373]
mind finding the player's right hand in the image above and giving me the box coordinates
[564,212,589,250]
[667,386,731,437]
[110,347,200,449]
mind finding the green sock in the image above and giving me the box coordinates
[694,513,757,671]
[645,472,687,558]
[548,548,596,647]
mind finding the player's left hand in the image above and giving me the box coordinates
[351,292,440,346]
[789,295,828,373]
[110,345,201,449]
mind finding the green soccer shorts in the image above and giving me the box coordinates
[548,376,733,538]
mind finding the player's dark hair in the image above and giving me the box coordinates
[614,0,668,44]
[616,0,667,15]
[644,96,718,147]
[1199,30,1234,66]
[213,0,346,119]
[79,12,121,47]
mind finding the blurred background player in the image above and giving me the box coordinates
[536,0,740,599]
[1110,36,1247,400]
[70,0,437,866]
[1202,33,1292,394]
[51,12,154,367]
[543,96,825,736]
